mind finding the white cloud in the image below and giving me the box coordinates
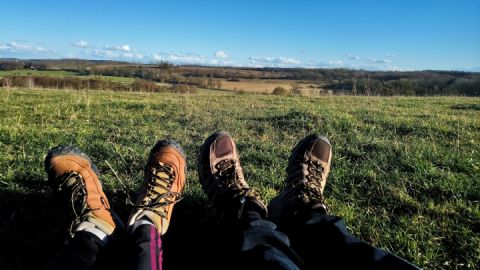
[8,41,31,51]
[72,40,89,48]
[385,65,403,71]
[328,60,344,67]
[104,44,131,52]
[221,60,238,66]
[122,52,144,59]
[248,56,301,66]
[153,52,207,64]
[281,58,301,65]
[34,46,48,52]
[93,48,117,58]
[305,59,344,68]
[91,43,144,60]
[92,48,143,60]
[152,52,238,66]
[13,39,29,43]
[345,54,360,60]
[371,58,390,64]
[0,41,52,53]
[214,50,228,58]
[306,59,383,70]
[345,54,394,66]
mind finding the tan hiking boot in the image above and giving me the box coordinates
[269,135,332,222]
[128,140,186,235]
[198,132,267,224]
[45,145,115,237]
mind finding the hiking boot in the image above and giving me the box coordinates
[269,135,332,223]
[128,140,186,235]
[198,132,267,225]
[45,145,115,237]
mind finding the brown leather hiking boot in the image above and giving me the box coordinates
[45,145,115,237]
[128,140,186,235]
[198,132,267,224]
[269,134,332,223]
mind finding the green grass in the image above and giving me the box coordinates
[80,74,135,84]
[0,69,78,77]
[0,69,137,84]
[0,88,479,269]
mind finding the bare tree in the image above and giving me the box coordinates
[291,82,301,94]
[352,73,357,95]
[364,75,371,96]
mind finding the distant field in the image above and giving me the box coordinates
[0,69,135,84]
[81,74,135,84]
[0,89,479,269]
[0,69,77,77]
[219,79,324,94]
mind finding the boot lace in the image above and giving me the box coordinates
[216,160,248,188]
[58,172,109,236]
[211,160,250,201]
[297,181,325,204]
[212,159,261,218]
[306,159,326,188]
[135,162,182,218]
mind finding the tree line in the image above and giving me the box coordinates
[325,76,479,96]
[0,76,198,93]
[1,58,479,96]
[86,66,223,89]
[84,66,480,96]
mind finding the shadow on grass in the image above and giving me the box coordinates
[0,175,225,270]
[450,104,480,111]
[0,185,67,270]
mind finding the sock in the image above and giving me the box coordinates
[76,221,108,242]
[131,214,155,232]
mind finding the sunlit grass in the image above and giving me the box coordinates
[0,88,479,269]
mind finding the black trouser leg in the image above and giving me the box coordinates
[222,210,303,270]
[128,224,163,270]
[284,210,420,270]
[46,231,104,270]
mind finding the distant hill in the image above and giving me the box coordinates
[0,58,130,71]
[1,58,479,96]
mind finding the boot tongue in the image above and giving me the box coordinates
[65,177,78,187]
[214,136,234,157]
[312,139,330,162]
[61,173,83,189]
[154,171,170,180]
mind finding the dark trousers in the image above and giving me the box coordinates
[46,224,163,270]
[46,210,419,270]
[229,210,420,270]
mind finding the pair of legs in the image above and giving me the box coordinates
[45,132,419,269]
[45,141,178,270]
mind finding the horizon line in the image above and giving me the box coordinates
[1,57,479,74]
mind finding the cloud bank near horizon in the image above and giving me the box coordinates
[0,39,463,72]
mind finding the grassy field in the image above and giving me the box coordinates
[219,78,323,93]
[0,69,78,77]
[0,88,479,269]
[0,69,135,84]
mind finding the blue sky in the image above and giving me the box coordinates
[1,0,479,71]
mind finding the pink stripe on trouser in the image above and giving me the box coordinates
[149,226,162,270]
